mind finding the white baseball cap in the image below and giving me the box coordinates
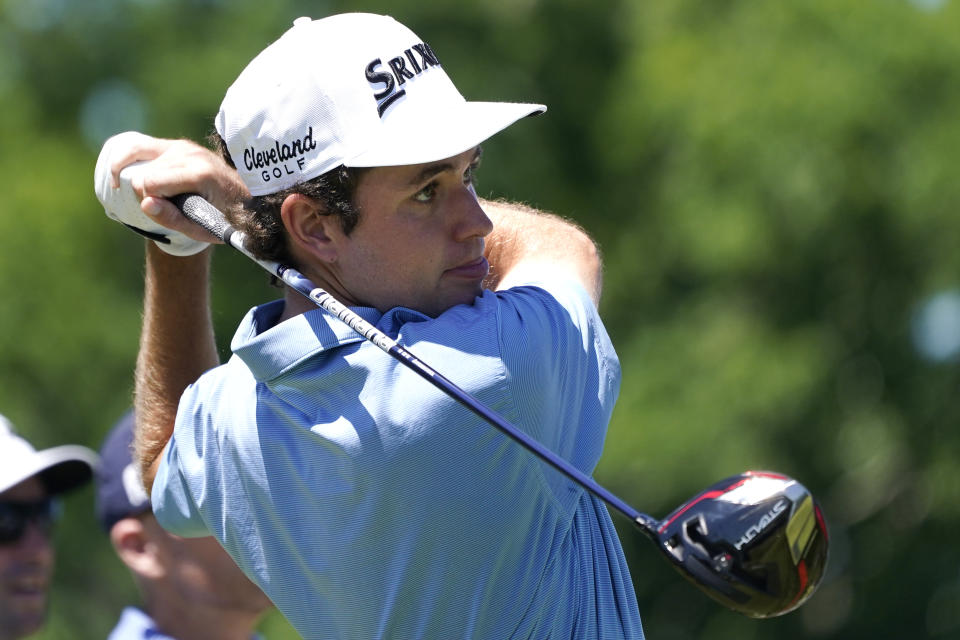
[216,13,546,196]
[0,414,98,496]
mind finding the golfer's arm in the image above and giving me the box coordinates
[134,243,219,493]
[481,199,603,305]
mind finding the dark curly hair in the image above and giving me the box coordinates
[208,131,366,269]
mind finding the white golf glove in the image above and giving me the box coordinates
[94,132,210,256]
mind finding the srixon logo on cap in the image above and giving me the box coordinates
[366,42,441,117]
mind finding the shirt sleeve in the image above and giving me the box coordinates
[151,389,217,538]
[494,275,621,482]
[151,360,262,545]
[151,361,272,584]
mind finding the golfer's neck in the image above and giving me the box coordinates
[278,288,316,323]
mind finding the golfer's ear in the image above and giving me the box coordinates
[110,516,165,580]
[281,193,341,264]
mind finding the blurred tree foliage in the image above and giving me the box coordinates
[2,0,959,637]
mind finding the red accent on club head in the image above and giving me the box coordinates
[657,490,725,534]
[656,472,793,534]
[657,474,755,534]
[787,559,809,608]
[814,504,829,543]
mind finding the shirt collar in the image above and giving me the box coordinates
[232,299,430,383]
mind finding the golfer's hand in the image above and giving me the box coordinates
[95,131,248,251]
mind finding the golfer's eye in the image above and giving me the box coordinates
[413,182,437,203]
[464,156,481,187]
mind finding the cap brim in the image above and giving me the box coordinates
[345,101,546,168]
[0,445,98,496]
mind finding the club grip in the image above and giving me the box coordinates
[170,193,232,242]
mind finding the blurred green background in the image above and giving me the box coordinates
[2,0,959,637]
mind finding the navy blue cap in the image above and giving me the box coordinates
[94,410,151,531]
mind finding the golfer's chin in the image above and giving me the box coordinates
[417,284,484,318]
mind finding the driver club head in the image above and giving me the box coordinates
[653,471,829,618]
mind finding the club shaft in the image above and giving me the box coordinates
[173,193,659,537]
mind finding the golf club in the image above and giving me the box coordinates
[168,192,829,618]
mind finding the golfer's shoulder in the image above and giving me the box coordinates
[184,353,257,407]
[492,276,601,329]
[426,280,592,334]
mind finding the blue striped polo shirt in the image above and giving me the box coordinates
[152,278,644,639]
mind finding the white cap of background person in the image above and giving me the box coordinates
[0,414,98,496]
[216,13,546,196]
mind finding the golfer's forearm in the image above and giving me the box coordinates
[481,199,603,304]
[134,242,219,493]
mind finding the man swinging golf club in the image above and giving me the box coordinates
[96,12,643,639]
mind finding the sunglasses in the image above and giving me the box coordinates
[0,498,59,545]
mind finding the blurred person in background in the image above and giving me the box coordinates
[0,413,98,640]
[95,409,273,640]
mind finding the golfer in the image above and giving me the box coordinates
[101,13,644,639]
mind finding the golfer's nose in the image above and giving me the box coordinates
[453,185,493,242]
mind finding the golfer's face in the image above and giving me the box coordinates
[0,477,54,640]
[337,147,493,317]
